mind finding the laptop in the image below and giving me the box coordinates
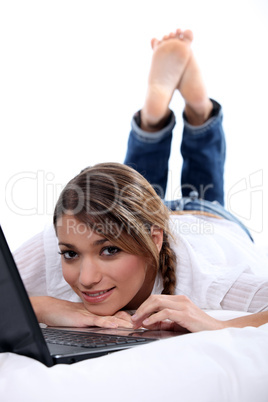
[0,226,180,367]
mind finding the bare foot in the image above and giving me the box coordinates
[141,30,193,131]
[177,29,213,126]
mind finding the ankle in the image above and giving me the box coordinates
[184,99,213,126]
[140,109,172,132]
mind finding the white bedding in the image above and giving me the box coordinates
[1,312,268,402]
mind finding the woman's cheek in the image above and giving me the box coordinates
[62,264,77,286]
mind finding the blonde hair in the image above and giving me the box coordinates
[54,162,177,294]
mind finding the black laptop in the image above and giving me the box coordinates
[0,225,166,367]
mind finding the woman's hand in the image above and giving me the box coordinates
[30,296,134,329]
[131,294,225,333]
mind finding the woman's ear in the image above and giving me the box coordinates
[150,225,163,252]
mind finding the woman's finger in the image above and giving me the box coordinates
[114,310,133,323]
[142,306,223,332]
[132,295,187,329]
[142,319,189,334]
[132,294,224,332]
[91,314,134,329]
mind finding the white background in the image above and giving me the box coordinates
[1,0,268,251]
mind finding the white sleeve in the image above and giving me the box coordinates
[220,272,268,312]
[13,230,47,296]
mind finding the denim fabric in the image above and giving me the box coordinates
[124,99,225,204]
[124,111,175,199]
[180,101,225,205]
[124,100,252,241]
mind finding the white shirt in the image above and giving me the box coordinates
[13,214,268,313]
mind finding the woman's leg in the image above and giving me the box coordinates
[181,100,226,205]
[125,29,225,204]
[124,111,175,198]
[124,29,193,197]
[125,29,250,237]
[176,32,225,205]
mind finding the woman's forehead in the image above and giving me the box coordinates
[56,214,127,242]
[56,215,108,243]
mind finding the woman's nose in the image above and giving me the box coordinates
[79,257,102,287]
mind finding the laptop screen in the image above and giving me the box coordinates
[0,226,53,366]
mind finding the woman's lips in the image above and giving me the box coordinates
[81,287,115,303]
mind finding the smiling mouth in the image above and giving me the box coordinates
[84,288,114,297]
[81,287,115,303]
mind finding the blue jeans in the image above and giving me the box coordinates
[124,99,253,241]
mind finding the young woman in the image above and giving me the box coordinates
[14,29,268,332]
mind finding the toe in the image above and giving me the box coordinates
[151,38,160,49]
[182,29,194,43]
[175,28,182,38]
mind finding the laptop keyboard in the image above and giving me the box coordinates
[42,328,152,348]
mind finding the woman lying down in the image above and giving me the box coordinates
[14,28,268,332]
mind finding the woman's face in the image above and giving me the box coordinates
[56,215,155,316]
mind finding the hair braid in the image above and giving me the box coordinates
[159,232,177,295]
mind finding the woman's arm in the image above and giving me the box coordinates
[221,273,268,313]
[30,296,134,328]
[222,311,268,329]
[131,294,268,332]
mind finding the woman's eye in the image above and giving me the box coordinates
[59,250,78,260]
[101,246,120,256]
